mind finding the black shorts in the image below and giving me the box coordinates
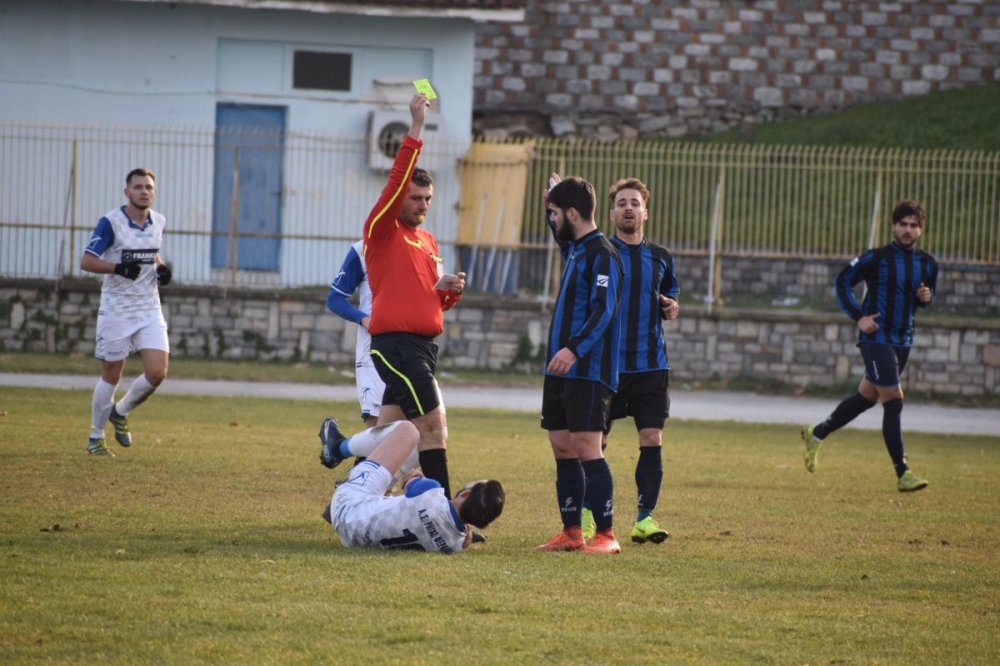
[606,369,669,433]
[370,333,441,419]
[540,375,612,433]
[859,342,910,388]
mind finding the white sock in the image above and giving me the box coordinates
[116,374,157,415]
[345,421,405,458]
[90,379,117,439]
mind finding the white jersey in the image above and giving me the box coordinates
[332,462,467,553]
[351,241,373,365]
[85,206,165,319]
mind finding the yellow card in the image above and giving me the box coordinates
[413,78,438,100]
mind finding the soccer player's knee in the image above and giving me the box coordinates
[883,398,903,415]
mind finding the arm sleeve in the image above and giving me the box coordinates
[917,255,939,308]
[835,251,872,321]
[405,477,443,498]
[660,253,680,301]
[326,247,368,324]
[364,135,422,246]
[83,217,115,257]
[567,249,621,359]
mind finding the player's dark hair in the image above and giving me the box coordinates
[126,168,156,185]
[458,479,505,529]
[608,177,650,206]
[548,176,596,221]
[892,199,925,228]
[412,168,433,188]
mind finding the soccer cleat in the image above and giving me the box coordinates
[631,516,670,544]
[581,529,621,554]
[802,425,823,473]
[108,406,132,447]
[471,532,487,544]
[535,526,584,552]
[319,417,347,469]
[897,470,928,493]
[581,507,596,539]
[87,437,115,457]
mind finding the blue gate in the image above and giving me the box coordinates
[212,104,286,272]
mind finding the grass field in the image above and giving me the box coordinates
[1,385,997,664]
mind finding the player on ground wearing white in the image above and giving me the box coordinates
[319,418,505,552]
[80,168,172,457]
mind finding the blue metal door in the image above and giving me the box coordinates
[212,104,286,271]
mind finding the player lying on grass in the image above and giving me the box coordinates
[319,418,505,553]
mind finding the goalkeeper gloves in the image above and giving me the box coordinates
[114,261,141,280]
[156,263,173,286]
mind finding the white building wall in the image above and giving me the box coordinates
[0,0,475,286]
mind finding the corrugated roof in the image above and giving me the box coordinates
[113,0,526,17]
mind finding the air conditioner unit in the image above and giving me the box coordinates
[367,109,442,171]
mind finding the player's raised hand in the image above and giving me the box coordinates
[408,93,430,138]
[858,312,881,334]
[916,281,932,303]
[544,172,561,205]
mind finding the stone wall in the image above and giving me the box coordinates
[2,278,997,396]
[473,0,1000,139]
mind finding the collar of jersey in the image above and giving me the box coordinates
[121,206,152,231]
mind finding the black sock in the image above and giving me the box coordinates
[882,399,908,477]
[814,392,877,440]
[582,458,614,532]
[635,446,663,518]
[555,458,585,529]
[419,448,451,499]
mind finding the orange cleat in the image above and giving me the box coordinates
[535,526,585,551]
[581,529,621,554]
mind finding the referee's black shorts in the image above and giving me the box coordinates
[370,333,441,420]
[606,369,670,433]
[540,375,613,433]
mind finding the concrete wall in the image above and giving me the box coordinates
[473,0,1000,139]
[3,278,997,397]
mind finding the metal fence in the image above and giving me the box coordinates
[1,123,997,297]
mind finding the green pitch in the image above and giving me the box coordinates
[1,387,997,664]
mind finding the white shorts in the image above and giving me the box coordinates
[330,461,393,539]
[356,360,385,420]
[95,312,169,361]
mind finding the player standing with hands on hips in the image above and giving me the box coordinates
[325,92,465,502]
[536,174,624,554]
[80,168,172,457]
[802,200,938,492]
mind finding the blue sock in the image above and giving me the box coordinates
[582,458,614,532]
[339,439,351,459]
[814,392,876,440]
[555,458,585,529]
[635,446,663,520]
[882,399,908,478]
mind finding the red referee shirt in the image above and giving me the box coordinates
[364,135,461,337]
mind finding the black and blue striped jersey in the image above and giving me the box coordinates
[546,229,624,390]
[835,241,938,348]
[610,236,679,373]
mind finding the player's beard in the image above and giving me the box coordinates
[127,194,151,214]
[556,216,575,243]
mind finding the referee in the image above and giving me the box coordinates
[353,93,465,500]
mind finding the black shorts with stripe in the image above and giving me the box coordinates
[606,369,669,433]
[540,375,613,433]
[370,333,441,419]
